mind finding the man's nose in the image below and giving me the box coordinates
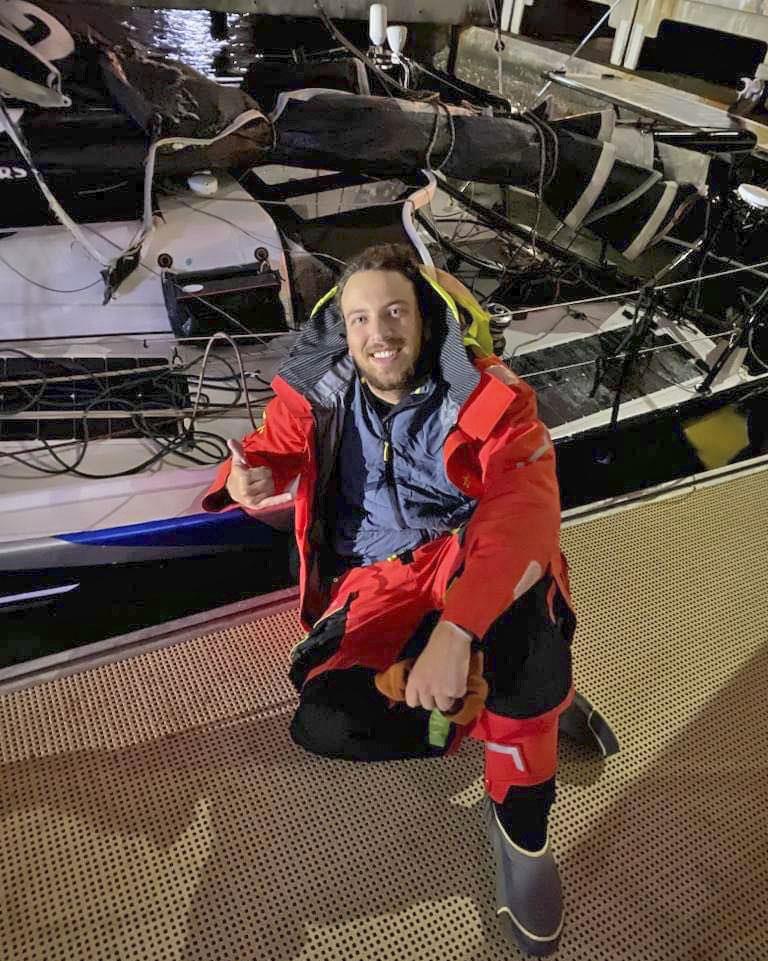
[370,312,397,342]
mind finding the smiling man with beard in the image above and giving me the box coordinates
[203,243,577,956]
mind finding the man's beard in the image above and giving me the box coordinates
[356,355,419,394]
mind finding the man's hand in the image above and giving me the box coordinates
[225,438,292,510]
[405,620,472,713]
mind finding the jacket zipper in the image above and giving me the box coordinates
[382,419,407,528]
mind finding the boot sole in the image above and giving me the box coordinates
[497,905,563,957]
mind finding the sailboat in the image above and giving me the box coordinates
[1,0,766,632]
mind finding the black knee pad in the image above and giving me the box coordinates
[290,667,445,762]
[289,692,362,759]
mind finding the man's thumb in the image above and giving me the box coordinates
[227,438,249,469]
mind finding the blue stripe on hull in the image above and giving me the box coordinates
[58,510,276,548]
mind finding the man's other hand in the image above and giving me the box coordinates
[405,620,471,713]
[225,438,291,510]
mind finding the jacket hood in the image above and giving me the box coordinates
[277,268,493,412]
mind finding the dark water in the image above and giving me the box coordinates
[93,7,446,79]
[118,9,246,76]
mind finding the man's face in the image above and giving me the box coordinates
[340,269,424,401]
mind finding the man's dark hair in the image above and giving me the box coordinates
[334,243,423,314]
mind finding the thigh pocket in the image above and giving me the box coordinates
[289,593,356,692]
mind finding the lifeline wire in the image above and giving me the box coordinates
[514,328,754,380]
[3,255,766,390]
[3,183,767,399]
[488,255,768,321]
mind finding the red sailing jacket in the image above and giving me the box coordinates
[202,271,573,637]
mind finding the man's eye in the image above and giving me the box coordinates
[390,307,402,318]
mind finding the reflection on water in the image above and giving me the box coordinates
[98,7,442,81]
[116,8,250,76]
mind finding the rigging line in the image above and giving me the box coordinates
[405,58,482,103]
[77,180,131,197]
[162,191,411,209]
[509,308,573,358]
[449,181,477,245]
[424,100,457,173]
[419,206,506,272]
[532,0,627,104]
[0,356,269,393]
[660,258,768,290]
[488,0,503,95]
[0,331,294,346]
[0,364,171,391]
[312,0,420,100]
[3,400,273,420]
[159,185,425,210]
[0,101,110,267]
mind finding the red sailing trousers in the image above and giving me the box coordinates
[292,531,574,803]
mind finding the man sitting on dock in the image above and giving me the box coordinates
[203,243,577,956]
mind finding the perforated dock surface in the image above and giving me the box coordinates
[2,469,767,961]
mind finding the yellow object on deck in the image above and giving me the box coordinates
[683,404,749,470]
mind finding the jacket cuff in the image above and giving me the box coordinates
[442,589,498,646]
[440,620,475,644]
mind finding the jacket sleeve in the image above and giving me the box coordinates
[201,394,309,512]
[441,368,562,641]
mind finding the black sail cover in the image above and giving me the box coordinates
[267,90,545,185]
[545,111,705,260]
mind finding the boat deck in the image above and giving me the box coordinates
[2,465,767,960]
